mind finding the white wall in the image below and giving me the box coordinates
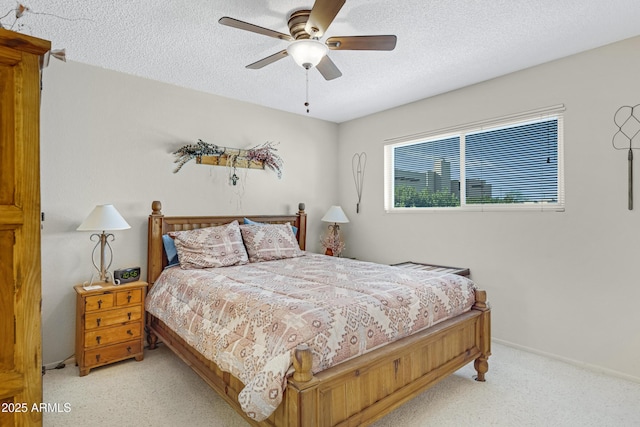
[39,61,338,365]
[337,36,640,380]
[40,36,640,381]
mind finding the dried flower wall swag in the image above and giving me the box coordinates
[172,139,284,183]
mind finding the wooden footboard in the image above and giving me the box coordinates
[147,291,490,427]
[145,201,491,426]
[303,292,491,427]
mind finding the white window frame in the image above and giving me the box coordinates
[384,105,565,212]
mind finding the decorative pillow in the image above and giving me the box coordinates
[170,221,249,269]
[240,223,305,262]
[162,234,180,267]
[243,217,298,237]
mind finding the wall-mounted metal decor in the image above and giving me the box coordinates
[352,152,366,213]
[612,105,640,210]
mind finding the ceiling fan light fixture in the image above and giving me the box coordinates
[287,39,328,69]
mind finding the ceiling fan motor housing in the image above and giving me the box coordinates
[288,10,314,40]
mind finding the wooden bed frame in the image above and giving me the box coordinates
[146,201,491,427]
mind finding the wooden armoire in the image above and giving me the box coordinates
[0,29,50,426]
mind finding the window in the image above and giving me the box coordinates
[384,106,564,212]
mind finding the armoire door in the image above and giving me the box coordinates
[0,29,50,427]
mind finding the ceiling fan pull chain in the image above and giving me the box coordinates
[305,67,310,114]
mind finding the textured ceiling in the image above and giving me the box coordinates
[3,0,640,123]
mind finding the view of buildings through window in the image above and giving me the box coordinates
[390,117,561,209]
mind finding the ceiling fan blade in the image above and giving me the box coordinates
[326,35,397,51]
[305,0,346,38]
[246,50,288,69]
[316,56,342,80]
[219,17,293,41]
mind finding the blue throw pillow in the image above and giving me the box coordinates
[243,217,298,237]
[162,234,180,267]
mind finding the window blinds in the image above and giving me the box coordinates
[384,105,565,212]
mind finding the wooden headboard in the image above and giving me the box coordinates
[146,201,307,287]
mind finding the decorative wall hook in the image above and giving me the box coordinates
[612,105,640,210]
[230,169,239,186]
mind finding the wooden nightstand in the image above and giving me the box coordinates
[392,261,470,277]
[74,281,148,376]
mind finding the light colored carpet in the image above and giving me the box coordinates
[43,342,640,426]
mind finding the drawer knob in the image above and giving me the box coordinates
[96,318,101,327]
[97,299,102,309]
[95,354,101,362]
[127,312,132,321]
[126,329,133,336]
[96,336,101,345]
[127,346,132,353]
[127,294,132,303]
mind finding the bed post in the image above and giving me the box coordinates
[473,289,491,381]
[147,201,164,350]
[147,200,164,287]
[288,344,318,426]
[292,344,313,382]
[297,203,306,251]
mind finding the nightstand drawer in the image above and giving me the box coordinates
[85,293,114,311]
[84,305,142,330]
[116,288,142,306]
[84,322,142,348]
[84,340,142,368]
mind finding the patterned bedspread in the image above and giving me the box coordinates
[145,253,477,421]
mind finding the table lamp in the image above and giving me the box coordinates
[321,205,349,256]
[77,204,130,283]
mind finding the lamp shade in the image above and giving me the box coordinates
[321,206,349,224]
[287,39,328,69]
[77,204,131,231]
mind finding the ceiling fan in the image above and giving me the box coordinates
[219,0,397,81]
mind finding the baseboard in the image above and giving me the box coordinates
[493,338,640,384]
[43,340,639,384]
